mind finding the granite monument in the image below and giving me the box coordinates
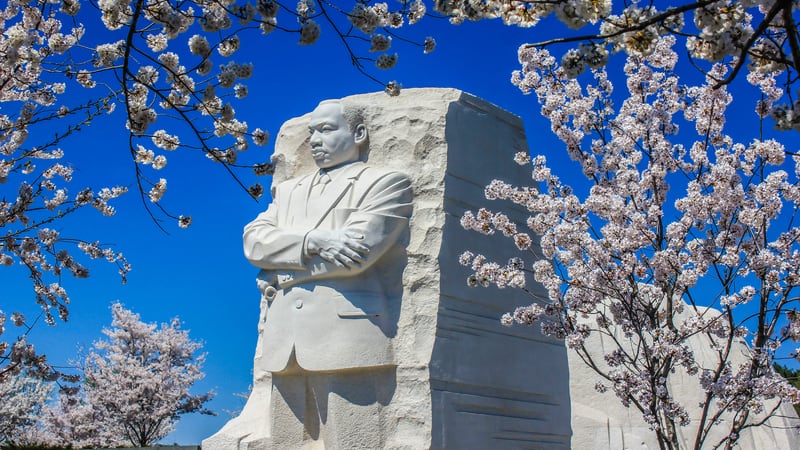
[204,89,571,449]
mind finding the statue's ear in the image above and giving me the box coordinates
[353,123,367,144]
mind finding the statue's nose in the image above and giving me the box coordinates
[310,130,322,146]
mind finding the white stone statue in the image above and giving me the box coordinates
[242,99,411,449]
[244,99,412,373]
[204,89,572,450]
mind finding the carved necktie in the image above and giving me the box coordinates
[306,170,331,216]
[315,170,331,193]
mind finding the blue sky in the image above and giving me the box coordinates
[4,6,800,444]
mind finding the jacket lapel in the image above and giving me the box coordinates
[284,172,315,227]
[305,162,369,229]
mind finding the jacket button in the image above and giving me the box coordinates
[295,299,303,309]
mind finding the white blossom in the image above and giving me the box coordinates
[252,128,269,146]
[188,34,211,57]
[217,35,240,56]
[369,34,392,52]
[298,20,320,45]
[148,178,167,202]
[423,36,436,54]
[145,33,168,52]
[376,53,398,69]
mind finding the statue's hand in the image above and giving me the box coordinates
[306,229,369,269]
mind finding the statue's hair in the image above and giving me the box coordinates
[317,98,366,133]
[315,98,370,157]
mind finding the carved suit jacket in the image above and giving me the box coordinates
[243,161,412,372]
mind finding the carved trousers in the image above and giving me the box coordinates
[269,353,396,450]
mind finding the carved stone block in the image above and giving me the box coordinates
[204,88,571,449]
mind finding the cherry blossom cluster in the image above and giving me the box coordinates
[343,1,435,74]
[0,0,77,106]
[4,0,439,244]
[460,207,532,250]
[434,0,554,26]
[1,159,130,310]
[39,304,213,447]
[0,372,53,442]
[1,0,442,383]
[350,1,427,32]
[686,2,751,62]
[1,0,134,381]
[437,1,800,131]
[0,304,212,445]
[462,33,800,448]
[76,0,438,219]
[459,250,526,290]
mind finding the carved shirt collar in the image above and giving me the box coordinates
[316,160,365,184]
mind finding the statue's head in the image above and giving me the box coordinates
[308,99,368,169]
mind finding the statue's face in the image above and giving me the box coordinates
[308,102,360,169]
